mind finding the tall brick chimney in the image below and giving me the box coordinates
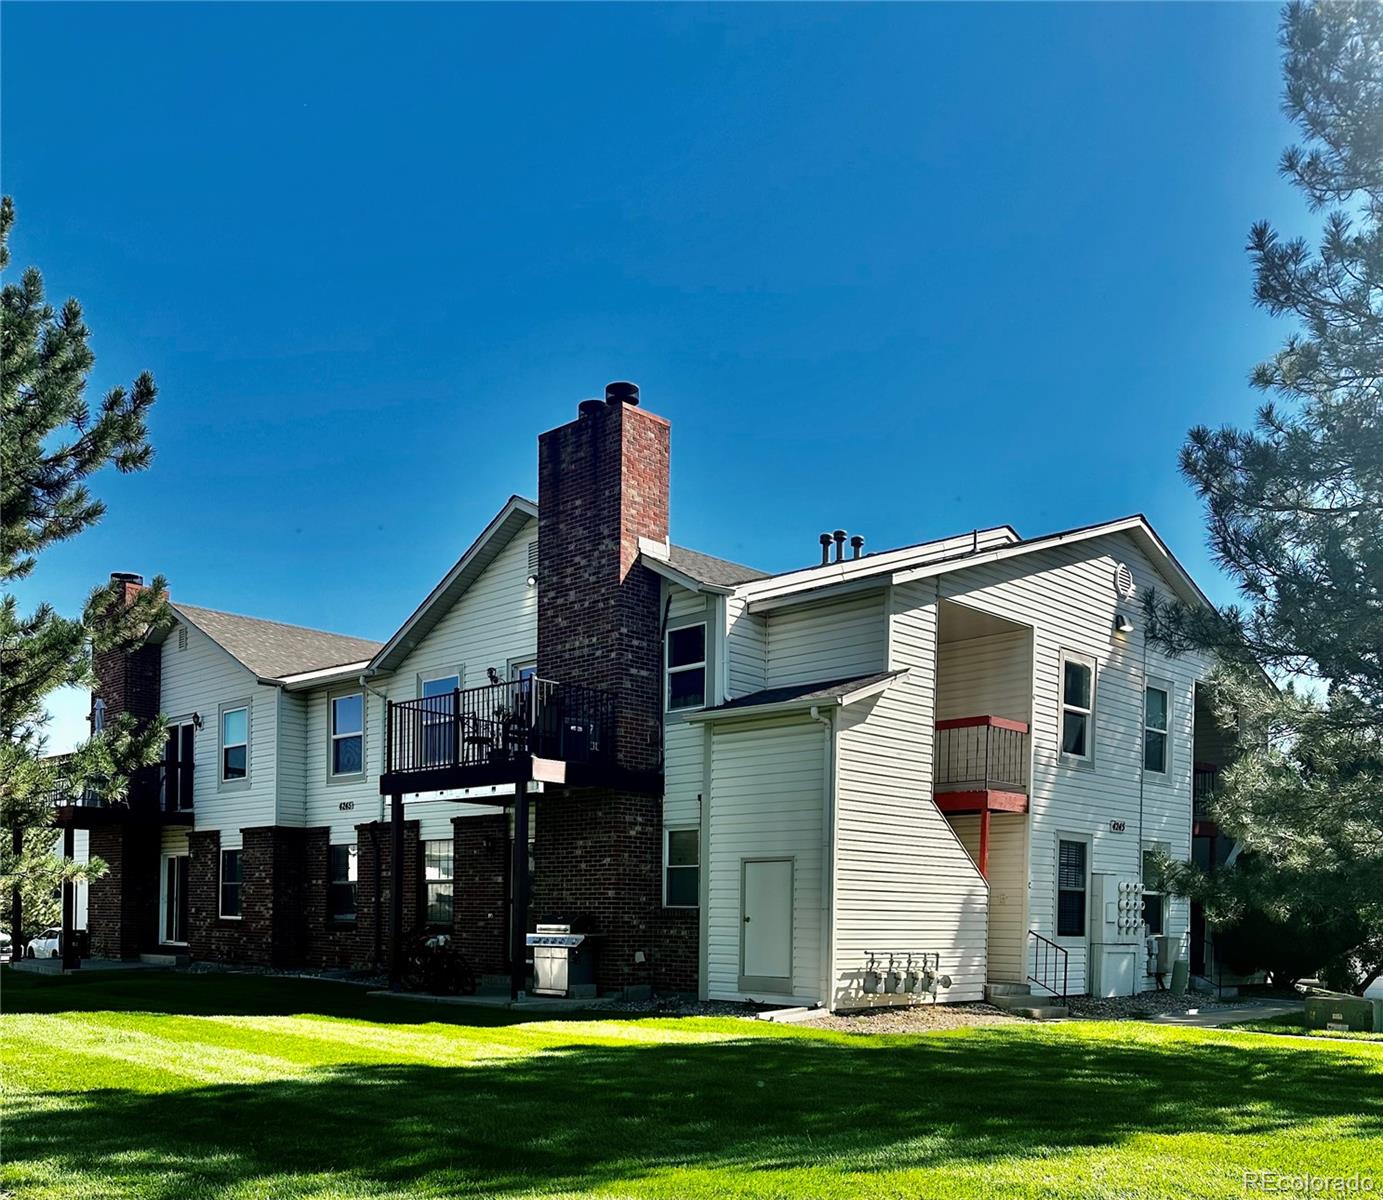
[536,382,670,772]
[91,571,162,728]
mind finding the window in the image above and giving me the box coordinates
[221,705,249,782]
[331,693,364,776]
[1060,653,1095,760]
[424,840,453,926]
[219,849,242,918]
[421,675,460,766]
[1144,684,1169,775]
[1142,845,1167,935]
[664,828,699,908]
[1056,839,1087,937]
[328,844,357,921]
[666,624,707,712]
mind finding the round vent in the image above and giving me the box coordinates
[1113,562,1136,599]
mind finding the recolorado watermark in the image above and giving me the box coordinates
[1244,1172,1375,1194]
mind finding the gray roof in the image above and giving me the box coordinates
[695,670,904,716]
[666,544,769,587]
[174,604,383,680]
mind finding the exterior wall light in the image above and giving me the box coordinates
[1114,614,1134,635]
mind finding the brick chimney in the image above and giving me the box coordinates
[91,571,162,728]
[536,382,670,773]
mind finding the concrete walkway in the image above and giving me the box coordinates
[8,957,159,976]
[1149,1000,1303,1028]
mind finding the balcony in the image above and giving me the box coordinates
[1193,763,1220,835]
[933,716,1030,815]
[49,760,194,827]
[380,678,644,797]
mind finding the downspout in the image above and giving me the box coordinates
[360,669,391,969]
[360,669,390,825]
[811,704,836,1010]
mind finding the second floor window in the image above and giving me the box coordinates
[219,849,242,918]
[328,843,357,921]
[424,839,453,926]
[1144,685,1169,775]
[666,624,707,711]
[331,693,364,776]
[221,706,249,782]
[1060,653,1094,760]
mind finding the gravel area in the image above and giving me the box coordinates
[1065,991,1236,1020]
[800,1002,1023,1034]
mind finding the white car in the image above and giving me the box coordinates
[25,927,61,959]
[0,929,10,960]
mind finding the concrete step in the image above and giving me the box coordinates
[988,991,1038,1011]
[1010,1005,1070,1021]
[985,982,1032,999]
[139,951,190,967]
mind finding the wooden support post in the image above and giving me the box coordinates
[388,793,405,991]
[510,780,530,1001]
[60,825,79,970]
[978,806,991,880]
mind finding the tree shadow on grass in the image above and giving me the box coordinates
[6,1020,1381,1199]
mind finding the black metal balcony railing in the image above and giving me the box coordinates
[1193,763,1219,823]
[45,759,193,815]
[386,679,615,778]
[934,716,1030,794]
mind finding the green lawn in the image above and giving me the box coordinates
[2,969,1380,1200]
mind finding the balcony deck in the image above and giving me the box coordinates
[49,762,195,828]
[932,715,1030,815]
[379,678,659,797]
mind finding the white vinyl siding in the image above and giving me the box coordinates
[949,812,1027,982]
[159,620,279,838]
[706,717,824,1004]
[934,531,1207,994]
[936,628,1032,725]
[765,593,886,689]
[831,583,989,1008]
[725,595,766,699]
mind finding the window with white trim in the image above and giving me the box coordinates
[221,706,249,781]
[1144,684,1169,775]
[1059,653,1095,760]
[331,693,364,776]
[424,839,453,927]
[1142,844,1168,935]
[664,828,699,908]
[1056,839,1088,937]
[421,674,460,766]
[219,849,243,918]
[666,624,706,712]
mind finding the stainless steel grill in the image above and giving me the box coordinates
[525,921,599,998]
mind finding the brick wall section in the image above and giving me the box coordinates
[188,829,273,964]
[87,825,159,959]
[346,819,421,971]
[453,813,508,974]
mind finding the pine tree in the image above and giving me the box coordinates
[0,196,170,945]
[1148,1,1383,988]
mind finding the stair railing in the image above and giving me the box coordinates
[1027,929,1069,1004]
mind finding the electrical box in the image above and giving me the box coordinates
[1091,874,1143,945]
[1305,994,1383,1034]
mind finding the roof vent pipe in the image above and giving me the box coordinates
[604,380,640,407]
[819,533,833,566]
[850,535,865,560]
[833,530,847,563]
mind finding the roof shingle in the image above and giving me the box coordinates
[173,604,382,680]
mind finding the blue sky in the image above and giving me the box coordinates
[4,3,1304,749]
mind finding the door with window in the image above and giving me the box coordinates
[740,858,794,993]
[160,854,190,945]
[163,722,195,812]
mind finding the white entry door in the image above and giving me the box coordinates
[740,858,794,992]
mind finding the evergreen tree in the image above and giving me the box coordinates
[1148,1,1383,988]
[0,196,170,944]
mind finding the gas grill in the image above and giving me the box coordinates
[525,919,599,998]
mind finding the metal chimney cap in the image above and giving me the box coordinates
[604,381,640,406]
[110,571,144,585]
[578,399,605,418]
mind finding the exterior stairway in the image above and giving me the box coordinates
[984,981,1069,1020]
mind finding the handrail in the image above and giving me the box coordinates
[1028,929,1069,1004]
[936,715,1030,734]
[934,715,1030,794]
